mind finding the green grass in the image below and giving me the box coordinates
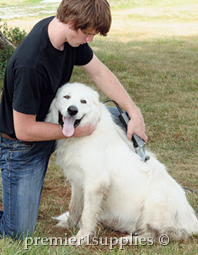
[0,0,198,254]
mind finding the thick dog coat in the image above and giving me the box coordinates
[46,82,198,244]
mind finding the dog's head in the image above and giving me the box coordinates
[55,82,100,137]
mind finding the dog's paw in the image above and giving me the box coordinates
[52,211,73,228]
[52,211,81,229]
[52,211,69,221]
[56,220,72,228]
[52,212,69,228]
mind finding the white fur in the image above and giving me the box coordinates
[46,82,198,243]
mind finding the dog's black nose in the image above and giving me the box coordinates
[67,106,78,116]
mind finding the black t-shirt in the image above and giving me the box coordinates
[0,16,93,138]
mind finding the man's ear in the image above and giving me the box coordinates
[67,20,75,29]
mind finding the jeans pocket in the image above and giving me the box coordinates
[13,142,34,152]
[9,142,35,166]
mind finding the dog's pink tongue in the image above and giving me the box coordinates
[62,117,75,137]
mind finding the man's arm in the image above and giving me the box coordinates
[13,110,95,141]
[82,54,148,142]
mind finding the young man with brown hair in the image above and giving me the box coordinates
[0,0,147,239]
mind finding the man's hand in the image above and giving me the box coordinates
[126,107,148,142]
[72,123,96,137]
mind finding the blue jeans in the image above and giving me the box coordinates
[0,107,121,240]
[0,134,55,239]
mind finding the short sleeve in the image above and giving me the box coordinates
[13,67,46,115]
[74,43,93,66]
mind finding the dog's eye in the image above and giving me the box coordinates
[64,95,70,99]
[81,99,87,104]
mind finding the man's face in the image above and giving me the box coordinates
[66,24,98,47]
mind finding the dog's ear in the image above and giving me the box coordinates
[93,91,100,106]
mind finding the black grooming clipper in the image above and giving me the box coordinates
[103,100,150,162]
[118,111,150,162]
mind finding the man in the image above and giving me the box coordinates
[0,0,147,239]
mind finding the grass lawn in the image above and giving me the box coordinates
[0,0,198,254]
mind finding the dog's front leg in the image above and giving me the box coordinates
[56,180,83,229]
[67,181,84,227]
[71,178,109,245]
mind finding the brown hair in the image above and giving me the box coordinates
[56,0,112,36]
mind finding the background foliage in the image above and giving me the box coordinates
[0,21,26,80]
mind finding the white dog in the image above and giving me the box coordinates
[46,82,198,244]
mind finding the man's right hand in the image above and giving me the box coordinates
[72,123,96,137]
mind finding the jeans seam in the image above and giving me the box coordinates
[8,148,11,229]
[8,149,11,178]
